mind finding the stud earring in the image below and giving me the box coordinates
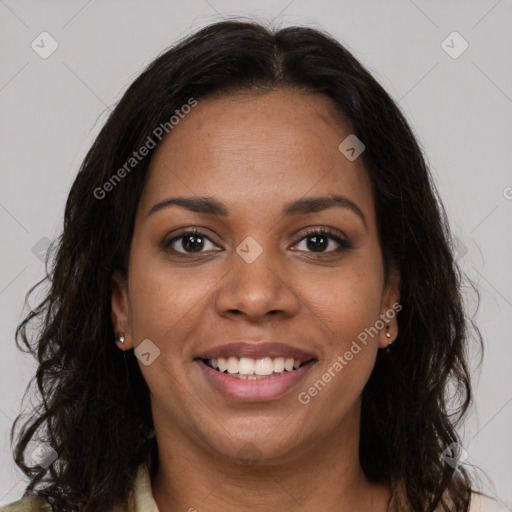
[115,332,125,345]
[385,325,393,353]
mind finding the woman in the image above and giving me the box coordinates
[4,20,495,512]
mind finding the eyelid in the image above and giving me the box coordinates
[295,225,348,241]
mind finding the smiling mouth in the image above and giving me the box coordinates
[199,356,316,379]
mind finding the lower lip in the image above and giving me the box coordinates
[195,359,316,402]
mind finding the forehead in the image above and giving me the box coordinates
[138,89,374,223]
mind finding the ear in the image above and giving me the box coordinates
[111,270,133,350]
[378,265,401,349]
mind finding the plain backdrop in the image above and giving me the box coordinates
[1,0,511,508]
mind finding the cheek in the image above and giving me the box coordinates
[296,278,381,423]
[294,250,384,395]
[126,265,207,408]
[126,252,209,353]
[297,259,384,342]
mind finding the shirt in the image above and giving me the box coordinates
[1,464,158,512]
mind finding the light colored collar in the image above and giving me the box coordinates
[126,463,160,512]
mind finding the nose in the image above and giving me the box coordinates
[214,242,301,322]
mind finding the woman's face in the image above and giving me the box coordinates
[112,89,399,464]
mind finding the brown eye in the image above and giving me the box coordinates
[293,229,351,254]
[163,229,221,255]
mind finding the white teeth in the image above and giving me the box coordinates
[218,357,228,372]
[232,373,272,380]
[273,357,285,373]
[227,356,238,374]
[238,357,255,375]
[254,357,274,375]
[205,355,308,375]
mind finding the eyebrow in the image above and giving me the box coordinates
[147,194,367,230]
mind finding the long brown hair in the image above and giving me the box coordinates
[12,20,482,511]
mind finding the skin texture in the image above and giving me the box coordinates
[111,89,400,512]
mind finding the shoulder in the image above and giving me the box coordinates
[1,494,52,512]
[1,462,154,512]
[469,492,510,512]
[429,487,509,512]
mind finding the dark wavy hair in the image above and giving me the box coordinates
[11,19,483,512]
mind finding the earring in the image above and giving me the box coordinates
[385,325,392,353]
[115,332,125,345]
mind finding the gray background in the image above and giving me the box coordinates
[1,0,511,508]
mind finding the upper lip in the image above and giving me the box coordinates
[196,342,317,362]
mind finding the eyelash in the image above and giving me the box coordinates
[162,226,352,256]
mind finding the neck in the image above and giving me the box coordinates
[150,416,391,512]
